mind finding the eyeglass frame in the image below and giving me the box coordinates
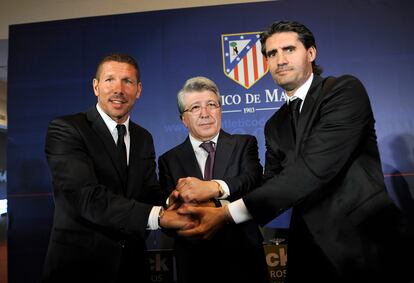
[182,101,221,115]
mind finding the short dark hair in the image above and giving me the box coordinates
[260,21,323,75]
[95,53,141,82]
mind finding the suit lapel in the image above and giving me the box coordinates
[125,122,144,196]
[295,76,324,151]
[268,104,295,150]
[86,107,127,188]
[213,130,235,179]
[178,138,204,180]
[128,123,139,170]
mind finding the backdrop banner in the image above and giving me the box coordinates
[7,0,414,281]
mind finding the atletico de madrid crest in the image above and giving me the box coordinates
[222,32,268,89]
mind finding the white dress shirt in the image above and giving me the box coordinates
[96,104,130,165]
[188,133,230,199]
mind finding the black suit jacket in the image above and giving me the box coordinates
[42,106,163,283]
[158,130,269,283]
[244,75,413,283]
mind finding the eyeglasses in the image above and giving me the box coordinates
[183,102,220,115]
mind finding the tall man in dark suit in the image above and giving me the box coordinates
[178,22,414,283]
[158,76,269,283]
[42,53,194,283]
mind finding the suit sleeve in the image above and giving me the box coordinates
[137,133,168,206]
[244,76,375,225]
[45,118,152,239]
[222,136,263,201]
[158,154,175,201]
[263,129,285,182]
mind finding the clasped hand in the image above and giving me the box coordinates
[168,177,220,209]
[162,177,231,239]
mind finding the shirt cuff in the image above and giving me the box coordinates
[228,198,253,224]
[147,206,162,230]
[220,200,230,206]
[213,179,229,199]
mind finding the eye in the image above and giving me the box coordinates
[190,105,201,112]
[105,78,113,82]
[286,47,295,53]
[267,50,276,58]
[207,102,219,109]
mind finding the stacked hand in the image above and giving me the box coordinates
[168,177,221,208]
[159,208,199,231]
[162,177,234,239]
[176,204,231,239]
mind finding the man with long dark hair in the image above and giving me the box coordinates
[178,21,414,283]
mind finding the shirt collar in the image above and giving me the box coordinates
[189,132,220,152]
[96,103,130,134]
[287,73,314,103]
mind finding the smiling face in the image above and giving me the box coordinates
[265,31,316,97]
[181,90,222,141]
[93,61,142,123]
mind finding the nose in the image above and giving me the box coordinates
[199,106,210,117]
[274,51,287,66]
[276,53,287,66]
[113,80,123,94]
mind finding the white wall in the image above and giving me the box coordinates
[0,0,269,40]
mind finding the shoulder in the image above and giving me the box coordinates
[130,121,151,135]
[45,112,89,149]
[320,74,372,117]
[218,131,258,151]
[48,111,87,130]
[318,74,369,106]
[336,74,362,83]
[159,138,189,161]
[129,121,153,140]
[220,130,257,143]
[325,75,366,93]
[49,106,101,128]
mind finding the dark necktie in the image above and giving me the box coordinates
[289,97,302,140]
[116,124,127,169]
[200,141,215,181]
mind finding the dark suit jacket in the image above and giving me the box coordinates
[42,106,163,283]
[243,75,413,283]
[158,130,269,283]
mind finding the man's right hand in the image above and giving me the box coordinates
[167,190,182,210]
[159,209,198,230]
[175,205,233,239]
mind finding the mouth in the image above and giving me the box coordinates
[199,121,214,127]
[109,98,127,105]
[276,68,291,75]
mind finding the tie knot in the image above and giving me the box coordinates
[200,141,215,154]
[116,124,127,138]
[289,97,302,113]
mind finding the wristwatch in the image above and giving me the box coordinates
[213,180,224,198]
